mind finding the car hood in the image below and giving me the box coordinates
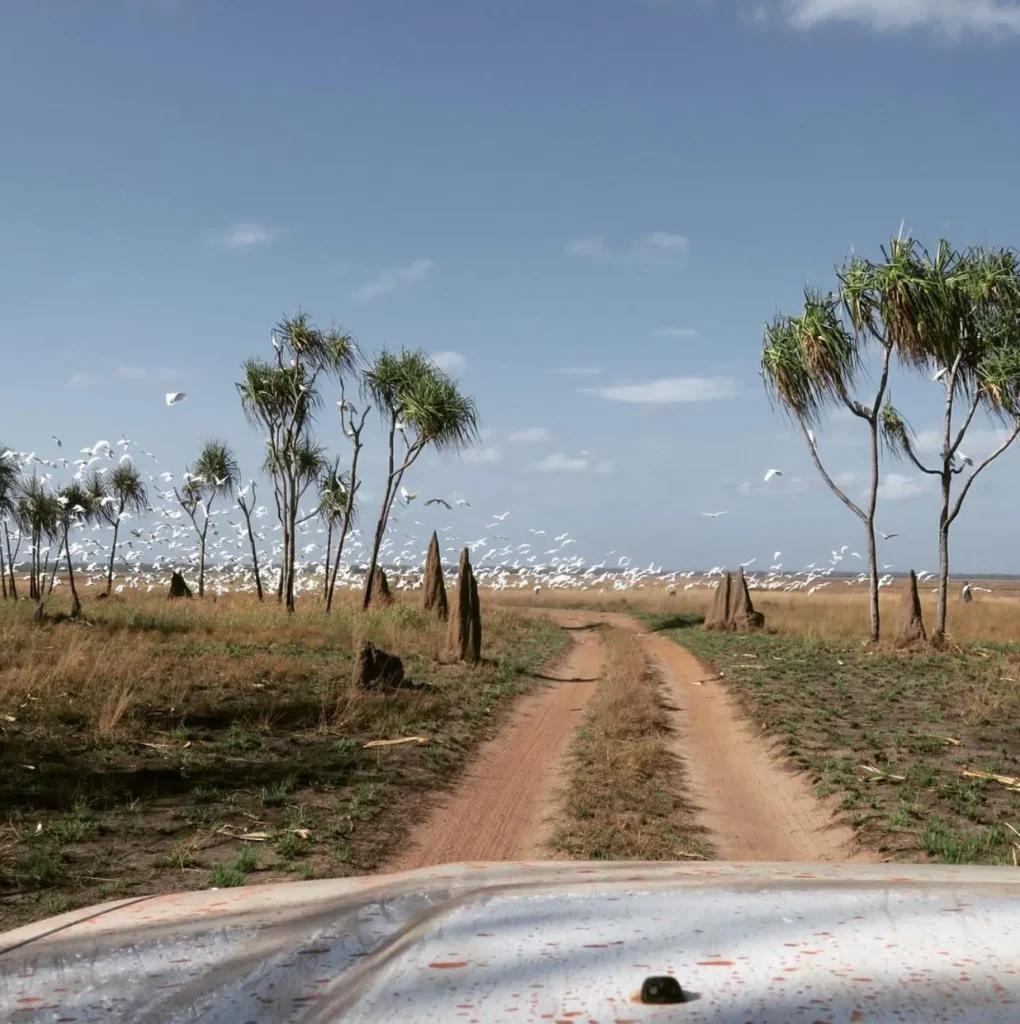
[1,861,1019,1022]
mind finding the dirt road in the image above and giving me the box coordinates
[386,613,604,870]
[387,610,867,870]
[603,613,869,862]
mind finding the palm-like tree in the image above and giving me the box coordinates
[318,460,353,601]
[237,314,357,611]
[86,464,149,594]
[16,476,60,601]
[0,445,20,599]
[879,244,1020,640]
[54,481,99,617]
[763,260,896,644]
[174,439,239,597]
[361,350,479,608]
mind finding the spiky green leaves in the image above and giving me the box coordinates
[363,349,479,452]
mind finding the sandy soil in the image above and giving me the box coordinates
[385,612,604,870]
[387,610,870,868]
[602,613,873,862]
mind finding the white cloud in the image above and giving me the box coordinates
[547,366,603,377]
[877,473,929,501]
[116,366,180,382]
[583,376,740,404]
[356,258,436,300]
[67,372,102,388]
[915,426,1012,458]
[465,445,503,466]
[563,231,689,268]
[833,470,862,488]
[564,237,612,259]
[509,427,552,443]
[530,452,589,473]
[783,0,1020,35]
[653,327,699,338]
[428,350,466,376]
[629,232,690,268]
[209,222,277,249]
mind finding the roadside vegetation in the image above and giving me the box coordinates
[0,592,566,929]
[552,626,711,861]
[648,613,1020,866]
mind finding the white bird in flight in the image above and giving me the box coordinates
[165,392,187,406]
[763,468,783,482]
[400,486,418,505]
[879,531,899,541]
[701,511,728,518]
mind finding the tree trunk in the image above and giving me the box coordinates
[3,521,16,599]
[934,470,952,639]
[47,535,64,597]
[198,526,207,598]
[240,503,263,601]
[322,518,333,598]
[106,512,121,595]
[864,416,881,645]
[64,523,80,615]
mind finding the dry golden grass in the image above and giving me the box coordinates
[551,626,711,861]
[488,585,1020,645]
[0,588,567,930]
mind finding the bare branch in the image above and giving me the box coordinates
[946,420,1020,527]
[798,416,867,523]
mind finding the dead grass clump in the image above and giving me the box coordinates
[552,629,712,861]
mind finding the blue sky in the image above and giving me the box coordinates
[3,0,1020,574]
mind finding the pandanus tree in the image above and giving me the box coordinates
[54,482,98,617]
[318,460,352,601]
[174,439,239,597]
[16,475,60,601]
[762,244,903,644]
[325,398,370,613]
[235,480,264,601]
[0,445,19,599]
[361,350,479,609]
[237,314,357,611]
[85,464,149,594]
[878,243,1020,641]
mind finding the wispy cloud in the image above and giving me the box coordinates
[116,366,180,382]
[783,0,1020,36]
[583,376,739,404]
[529,452,589,473]
[653,326,699,338]
[464,445,503,466]
[356,258,436,301]
[509,427,552,443]
[428,350,466,376]
[208,222,277,249]
[915,426,1013,457]
[564,237,612,259]
[877,473,930,501]
[67,372,102,388]
[547,366,603,377]
[563,232,689,268]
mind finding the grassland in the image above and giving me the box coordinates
[646,611,1020,866]
[0,591,566,929]
[551,626,712,861]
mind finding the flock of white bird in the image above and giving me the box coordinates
[1,429,926,601]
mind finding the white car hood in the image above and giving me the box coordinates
[1,861,1019,1022]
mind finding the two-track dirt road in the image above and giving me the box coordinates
[386,611,868,871]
